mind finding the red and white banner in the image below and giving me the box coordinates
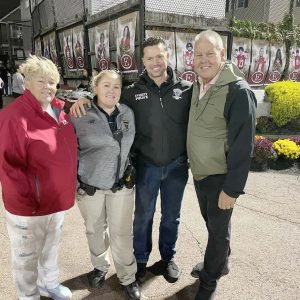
[43,32,58,65]
[94,22,110,71]
[145,30,176,70]
[231,37,251,79]
[266,43,285,83]
[175,32,197,82]
[117,12,137,73]
[61,29,75,71]
[43,34,51,59]
[287,46,300,81]
[248,40,269,85]
[34,38,42,57]
[73,25,85,70]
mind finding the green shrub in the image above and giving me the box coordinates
[265,81,300,127]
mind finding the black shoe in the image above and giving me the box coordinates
[87,268,107,288]
[164,260,181,283]
[195,284,216,300]
[191,262,229,279]
[136,262,147,283]
[124,280,141,299]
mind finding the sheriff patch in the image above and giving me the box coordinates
[123,120,129,130]
[172,88,183,100]
[135,93,148,101]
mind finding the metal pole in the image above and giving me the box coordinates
[139,0,145,74]
[6,23,13,70]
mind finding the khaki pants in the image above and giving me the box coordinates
[5,210,65,299]
[76,187,137,285]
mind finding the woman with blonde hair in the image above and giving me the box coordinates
[71,70,140,300]
[0,55,77,300]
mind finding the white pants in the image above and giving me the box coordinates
[76,187,137,286]
[5,210,65,300]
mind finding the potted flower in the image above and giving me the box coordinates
[250,136,277,172]
[271,139,300,170]
[289,136,300,169]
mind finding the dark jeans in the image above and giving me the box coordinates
[194,174,232,287]
[133,155,189,263]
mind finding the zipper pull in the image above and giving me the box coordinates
[160,98,164,108]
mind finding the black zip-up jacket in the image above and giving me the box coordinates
[122,67,192,166]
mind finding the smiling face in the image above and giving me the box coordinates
[142,43,169,85]
[194,38,225,84]
[95,73,121,113]
[25,74,57,109]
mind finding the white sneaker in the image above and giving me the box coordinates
[38,284,72,300]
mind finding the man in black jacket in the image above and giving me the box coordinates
[70,37,192,283]
[122,37,192,283]
[188,30,256,300]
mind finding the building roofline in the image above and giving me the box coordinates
[0,6,20,22]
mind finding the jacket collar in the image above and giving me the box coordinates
[214,61,244,87]
[22,89,65,115]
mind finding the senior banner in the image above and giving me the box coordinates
[48,32,58,65]
[145,30,176,70]
[231,37,251,79]
[248,40,270,85]
[94,22,110,71]
[61,28,75,71]
[175,32,197,82]
[288,46,300,81]
[34,38,42,57]
[73,25,85,70]
[117,12,137,73]
[43,34,51,59]
[266,43,285,83]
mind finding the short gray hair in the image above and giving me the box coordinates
[195,30,224,50]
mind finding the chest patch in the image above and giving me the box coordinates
[172,88,183,100]
[135,93,148,101]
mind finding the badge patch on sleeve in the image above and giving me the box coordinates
[123,120,129,129]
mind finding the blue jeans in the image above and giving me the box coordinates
[133,155,189,263]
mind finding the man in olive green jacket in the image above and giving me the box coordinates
[187,30,257,300]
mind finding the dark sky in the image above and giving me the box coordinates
[0,0,20,20]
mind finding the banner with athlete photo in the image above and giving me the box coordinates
[175,32,197,82]
[42,34,51,59]
[117,12,137,73]
[61,28,75,71]
[287,45,300,81]
[248,40,270,85]
[145,30,176,70]
[265,43,285,83]
[47,32,58,65]
[34,38,42,57]
[73,25,85,70]
[231,37,251,79]
[94,22,110,71]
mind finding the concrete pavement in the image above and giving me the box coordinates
[0,168,299,300]
[0,95,299,299]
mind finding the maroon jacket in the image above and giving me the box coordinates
[0,90,77,216]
